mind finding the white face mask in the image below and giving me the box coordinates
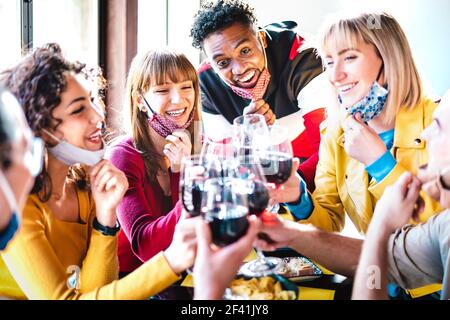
[43,129,106,166]
[0,170,18,214]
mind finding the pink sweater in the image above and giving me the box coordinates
[106,137,182,273]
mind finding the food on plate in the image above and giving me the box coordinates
[277,257,320,278]
[229,276,296,300]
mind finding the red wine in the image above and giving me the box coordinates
[259,152,293,185]
[248,181,269,216]
[206,204,249,247]
[181,183,204,217]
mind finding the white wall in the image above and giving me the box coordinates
[248,0,450,97]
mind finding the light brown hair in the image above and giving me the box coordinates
[124,49,201,182]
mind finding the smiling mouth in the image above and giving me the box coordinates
[87,130,102,145]
[234,69,259,88]
[166,108,187,118]
[338,82,358,94]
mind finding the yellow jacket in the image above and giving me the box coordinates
[0,189,180,300]
[303,97,442,234]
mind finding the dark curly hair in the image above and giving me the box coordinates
[190,0,257,49]
[0,43,107,202]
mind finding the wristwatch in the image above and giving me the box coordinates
[93,217,120,236]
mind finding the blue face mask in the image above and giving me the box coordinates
[340,81,389,122]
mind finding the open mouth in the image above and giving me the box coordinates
[87,130,102,145]
[235,69,259,88]
[166,108,187,119]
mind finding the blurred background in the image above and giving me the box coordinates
[1,0,448,96]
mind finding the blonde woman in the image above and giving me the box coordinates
[260,11,442,299]
[271,11,441,233]
[107,50,202,276]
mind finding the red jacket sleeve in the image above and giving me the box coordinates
[292,108,325,192]
[108,142,182,262]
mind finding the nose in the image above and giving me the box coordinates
[328,62,346,84]
[231,59,247,76]
[170,88,182,104]
[88,100,104,124]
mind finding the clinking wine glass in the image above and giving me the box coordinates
[254,124,293,213]
[226,155,285,277]
[201,178,250,247]
[180,154,222,217]
[232,114,269,157]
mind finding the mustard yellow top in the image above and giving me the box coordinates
[303,98,442,233]
[0,189,180,300]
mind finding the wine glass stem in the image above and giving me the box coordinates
[255,248,272,267]
[267,202,280,213]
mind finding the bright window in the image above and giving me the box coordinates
[138,0,201,67]
[0,0,21,71]
[33,0,99,66]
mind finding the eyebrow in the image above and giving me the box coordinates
[66,97,86,108]
[212,38,250,61]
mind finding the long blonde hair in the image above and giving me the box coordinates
[124,49,201,182]
[317,11,423,127]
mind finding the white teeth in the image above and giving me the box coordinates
[166,108,186,116]
[339,83,357,93]
[239,70,255,83]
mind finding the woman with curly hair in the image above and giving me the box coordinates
[0,43,198,300]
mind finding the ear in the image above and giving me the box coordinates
[135,94,147,113]
[39,128,59,146]
[259,30,268,49]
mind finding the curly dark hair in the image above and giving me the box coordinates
[0,43,107,202]
[190,0,257,49]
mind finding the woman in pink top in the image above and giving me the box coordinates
[107,50,201,274]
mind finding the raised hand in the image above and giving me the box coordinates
[342,113,387,166]
[267,158,301,204]
[89,160,128,227]
[243,99,276,126]
[164,129,192,173]
[164,210,201,274]
[193,215,261,300]
[371,172,422,233]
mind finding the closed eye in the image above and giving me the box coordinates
[71,106,85,115]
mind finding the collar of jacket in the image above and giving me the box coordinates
[337,100,428,149]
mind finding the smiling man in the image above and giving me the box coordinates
[190,0,329,191]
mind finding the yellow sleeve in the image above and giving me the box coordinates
[300,128,345,232]
[78,194,118,292]
[2,202,180,300]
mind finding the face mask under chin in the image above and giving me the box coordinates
[339,81,389,123]
[42,129,106,167]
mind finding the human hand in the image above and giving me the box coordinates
[164,130,192,173]
[253,214,301,252]
[193,215,261,300]
[342,113,387,166]
[89,160,128,227]
[243,99,276,126]
[371,172,422,234]
[267,158,301,204]
[164,210,201,274]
